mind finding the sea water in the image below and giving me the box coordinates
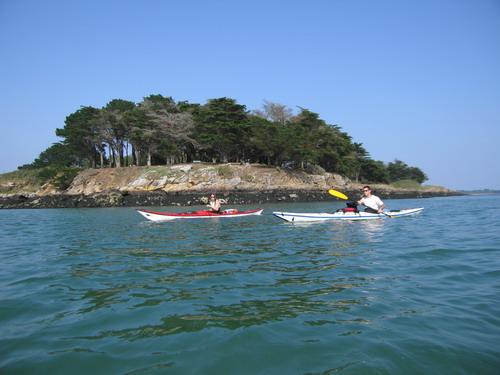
[1,195,499,374]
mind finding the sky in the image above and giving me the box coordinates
[1,0,499,190]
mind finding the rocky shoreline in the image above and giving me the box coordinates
[0,189,462,209]
[0,164,462,209]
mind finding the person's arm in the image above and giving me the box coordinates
[377,198,385,213]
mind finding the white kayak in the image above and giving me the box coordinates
[272,208,424,222]
[137,208,264,222]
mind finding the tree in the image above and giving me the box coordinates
[20,142,77,169]
[56,106,101,168]
[407,166,428,184]
[194,97,250,163]
[99,99,136,167]
[337,142,368,181]
[20,94,431,185]
[253,100,294,125]
[147,109,198,165]
[125,106,151,166]
[247,115,290,165]
[359,159,389,183]
[127,96,198,166]
[387,159,427,183]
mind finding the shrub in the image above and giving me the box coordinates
[216,165,233,178]
[390,179,422,190]
[242,173,255,182]
[304,164,326,175]
[37,167,80,190]
[52,168,80,190]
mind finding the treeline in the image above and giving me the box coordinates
[21,95,427,184]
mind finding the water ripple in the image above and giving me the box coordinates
[1,198,500,373]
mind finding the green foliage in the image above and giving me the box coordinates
[56,106,101,167]
[194,97,250,163]
[35,167,80,189]
[21,143,77,169]
[37,167,59,182]
[215,165,234,178]
[390,179,425,189]
[18,94,428,186]
[387,160,427,183]
[0,169,46,193]
[51,168,80,190]
[304,164,326,175]
[359,159,389,183]
[241,173,255,182]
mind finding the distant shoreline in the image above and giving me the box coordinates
[458,190,500,195]
[0,188,463,209]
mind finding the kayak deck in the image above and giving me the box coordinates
[272,208,424,222]
[137,208,264,222]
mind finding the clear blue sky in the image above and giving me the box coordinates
[1,0,499,190]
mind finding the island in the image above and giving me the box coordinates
[0,95,459,209]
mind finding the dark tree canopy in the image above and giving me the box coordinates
[22,95,428,185]
[387,159,428,184]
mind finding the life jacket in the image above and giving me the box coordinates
[342,207,358,213]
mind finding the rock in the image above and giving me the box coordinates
[0,164,460,209]
[127,177,152,190]
[171,165,192,173]
[226,177,242,186]
[149,176,169,189]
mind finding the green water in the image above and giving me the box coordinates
[1,196,499,374]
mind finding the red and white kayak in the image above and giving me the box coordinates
[137,208,264,222]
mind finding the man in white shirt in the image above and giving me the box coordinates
[357,185,385,213]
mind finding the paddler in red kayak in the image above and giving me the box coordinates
[357,185,385,213]
[207,193,222,213]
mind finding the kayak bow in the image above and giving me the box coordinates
[137,208,264,222]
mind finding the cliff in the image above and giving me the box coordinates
[0,163,459,209]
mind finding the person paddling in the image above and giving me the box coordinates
[357,185,385,214]
[207,193,222,213]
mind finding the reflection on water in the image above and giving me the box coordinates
[71,235,371,329]
[1,198,500,374]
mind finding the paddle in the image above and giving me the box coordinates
[327,189,348,200]
[328,189,390,217]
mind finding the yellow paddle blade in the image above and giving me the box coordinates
[328,189,349,200]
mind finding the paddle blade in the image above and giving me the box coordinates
[328,189,349,200]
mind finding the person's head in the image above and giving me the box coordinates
[361,185,372,197]
[210,193,216,201]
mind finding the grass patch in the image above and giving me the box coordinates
[215,165,233,178]
[0,167,81,193]
[390,179,423,190]
[0,169,45,185]
[0,169,46,193]
[389,179,449,192]
[420,184,449,191]
[144,166,177,179]
[242,173,255,183]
